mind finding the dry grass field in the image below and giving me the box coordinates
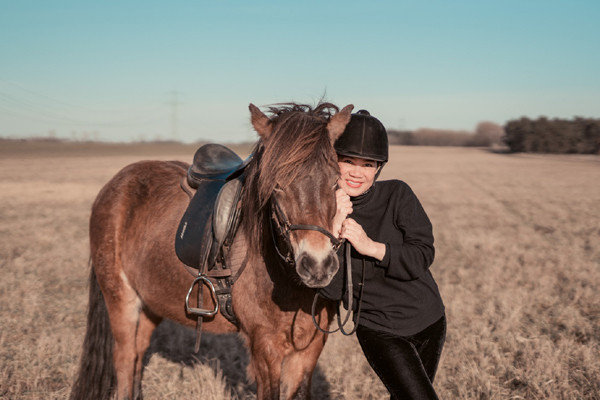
[1,140,599,399]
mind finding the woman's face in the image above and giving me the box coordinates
[337,155,379,197]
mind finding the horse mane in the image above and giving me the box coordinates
[240,102,340,256]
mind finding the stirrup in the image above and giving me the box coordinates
[185,275,219,316]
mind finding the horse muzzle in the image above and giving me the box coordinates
[270,196,342,288]
[295,241,339,288]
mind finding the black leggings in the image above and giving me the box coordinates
[356,316,446,400]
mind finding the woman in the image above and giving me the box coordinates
[321,110,446,400]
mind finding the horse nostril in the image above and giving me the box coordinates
[299,254,316,273]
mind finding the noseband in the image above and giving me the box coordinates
[270,194,341,266]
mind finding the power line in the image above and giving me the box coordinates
[0,105,167,128]
[0,80,170,127]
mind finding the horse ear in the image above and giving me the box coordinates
[327,104,354,145]
[249,103,272,139]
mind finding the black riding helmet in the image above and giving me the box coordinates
[334,109,389,163]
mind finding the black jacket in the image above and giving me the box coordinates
[319,180,445,336]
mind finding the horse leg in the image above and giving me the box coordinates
[247,333,285,400]
[279,341,324,400]
[248,331,326,400]
[131,308,161,400]
[99,270,143,400]
[279,307,331,399]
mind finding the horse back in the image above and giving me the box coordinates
[90,161,190,314]
[90,160,188,246]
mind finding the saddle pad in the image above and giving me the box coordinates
[175,179,226,267]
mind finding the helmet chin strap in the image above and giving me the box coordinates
[374,162,385,180]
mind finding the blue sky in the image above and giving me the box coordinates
[1,0,599,143]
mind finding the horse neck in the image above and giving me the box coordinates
[232,195,304,292]
[229,226,295,299]
[239,148,268,258]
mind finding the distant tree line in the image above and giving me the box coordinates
[503,117,600,154]
[388,121,504,147]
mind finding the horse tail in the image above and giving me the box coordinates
[70,262,115,400]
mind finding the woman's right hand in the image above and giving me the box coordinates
[332,188,352,238]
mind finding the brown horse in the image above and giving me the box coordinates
[70,102,354,400]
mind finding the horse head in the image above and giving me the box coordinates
[244,102,353,288]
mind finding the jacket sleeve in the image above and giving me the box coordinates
[376,184,435,281]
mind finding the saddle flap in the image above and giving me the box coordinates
[176,174,245,270]
[175,180,225,267]
[213,178,243,247]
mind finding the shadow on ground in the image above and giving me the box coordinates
[144,319,333,399]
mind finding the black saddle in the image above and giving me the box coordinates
[176,143,250,267]
[187,143,250,187]
[175,144,250,327]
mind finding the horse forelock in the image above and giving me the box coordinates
[241,102,340,255]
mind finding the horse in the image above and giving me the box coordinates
[69,102,354,400]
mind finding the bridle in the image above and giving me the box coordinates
[269,188,363,336]
[269,193,342,265]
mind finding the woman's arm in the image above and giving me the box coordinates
[339,218,386,261]
[377,185,435,280]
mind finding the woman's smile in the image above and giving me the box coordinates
[337,155,378,196]
[345,178,363,188]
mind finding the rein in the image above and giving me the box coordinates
[311,244,365,336]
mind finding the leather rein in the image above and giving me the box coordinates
[269,193,362,336]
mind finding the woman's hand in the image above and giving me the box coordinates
[340,218,386,261]
[332,188,352,238]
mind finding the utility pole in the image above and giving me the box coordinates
[168,90,179,141]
